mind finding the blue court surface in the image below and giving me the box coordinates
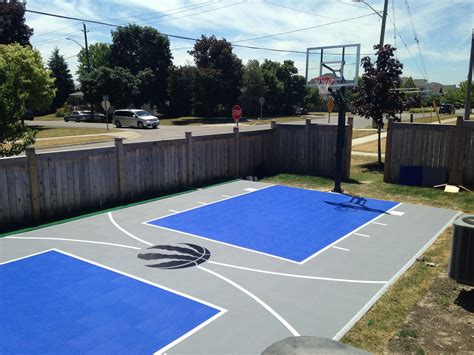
[0,250,222,354]
[147,185,399,263]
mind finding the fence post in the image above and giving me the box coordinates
[115,138,126,201]
[305,119,311,173]
[186,132,194,186]
[233,126,240,177]
[448,116,464,185]
[25,146,41,222]
[383,119,394,182]
[271,120,278,174]
[410,113,414,123]
[345,117,354,179]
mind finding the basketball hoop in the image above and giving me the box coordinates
[312,76,335,97]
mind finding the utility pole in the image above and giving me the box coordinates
[379,0,389,49]
[82,23,94,120]
[465,29,473,120]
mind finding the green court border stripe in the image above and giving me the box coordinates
[0,178,239,239]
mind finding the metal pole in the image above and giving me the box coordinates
[83,23,94,121]
[332,87,346,193]
[464,29,473,120]
[260,103,262,120]
[379,0,389,49]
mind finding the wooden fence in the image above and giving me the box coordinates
[0,120,352,230]
[384,117,474,186]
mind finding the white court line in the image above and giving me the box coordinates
[298,203,402,264]
[244,188,258,192]
[108,212,153,246]
[389,210,405,216]
[145,224,301,265]
[144,184,275,223]
[208,260,387,284]
[332,246,350,252]
[44,249,228,355]
[221,195,232,198]
[332,210,463,341]
[0,248,56,265]
[354,233,371,238]
[197,201,207,205]
[4,237,142,250]
[372,222,387,226]
[198,265,300,337]
[169,209,180,213]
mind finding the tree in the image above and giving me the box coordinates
[240,60,267,116]
[402,76,416,90]
[81,66,137,108]
[48,48,75,111]
[189,35,243,116]
[77,43,111,80]
[0,1,33,46]
[353,44,405,164]
[0,44,55,156]
[459,80,474,106]
[110,24,172,107]
[167,65,196,117]
[260,60,284,114]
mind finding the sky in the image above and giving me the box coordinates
[25,0,473,86]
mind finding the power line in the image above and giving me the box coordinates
[231,12,378,43]
[263,1,380,27]
[404,0,429,80]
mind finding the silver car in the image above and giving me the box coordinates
[113,109,160,129]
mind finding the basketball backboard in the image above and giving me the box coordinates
[305,43,361,89]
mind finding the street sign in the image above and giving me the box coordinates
[101,99,110,111]
[259,97,265,105]
[232,105,242,121]
[327,97,335,113]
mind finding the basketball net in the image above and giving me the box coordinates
[313,76,335,98]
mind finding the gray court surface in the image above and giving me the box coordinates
[0,180,460,354]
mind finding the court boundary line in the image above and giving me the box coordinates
[1,248,228,355]
[198,265,300,337]
[4,236,142,250]
[144,189,402,265]
[207,260,388,284]
[331,210,462,341]
[144,184,275,222]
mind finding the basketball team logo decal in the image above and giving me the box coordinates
[137,243,211,269]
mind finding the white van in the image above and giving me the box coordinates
[113,109,160,129]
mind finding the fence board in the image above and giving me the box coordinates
[384,120,473,186]
[1,122,352,230]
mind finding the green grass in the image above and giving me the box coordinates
[33,113,63,121]
[263,156,474,213]
[31,126,117,138]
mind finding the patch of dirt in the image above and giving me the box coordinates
[387,272,474,353]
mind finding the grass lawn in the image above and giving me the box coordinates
[354,138,386,154]
[159,114,325,126]
[34,135,114,149]
[352,129,383,140]
[33,113,63,121]
[262,156,473,352]
[31,126,117,139]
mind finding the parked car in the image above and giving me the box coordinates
[453,102,464,109]
[64,111,105,122]
[293,106,308,115]
[113,109,159,129]
[439,103,455,114]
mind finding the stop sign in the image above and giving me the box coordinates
[232,105,242,121]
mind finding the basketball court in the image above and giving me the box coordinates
[0,180,459,354]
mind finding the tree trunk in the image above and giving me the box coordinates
[377,124,382,165]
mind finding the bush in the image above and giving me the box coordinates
[55,108,68,117]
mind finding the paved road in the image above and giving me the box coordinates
[25,110,463,154]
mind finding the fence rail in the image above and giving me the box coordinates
[0,120,353,230]
[384,117,474,186]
